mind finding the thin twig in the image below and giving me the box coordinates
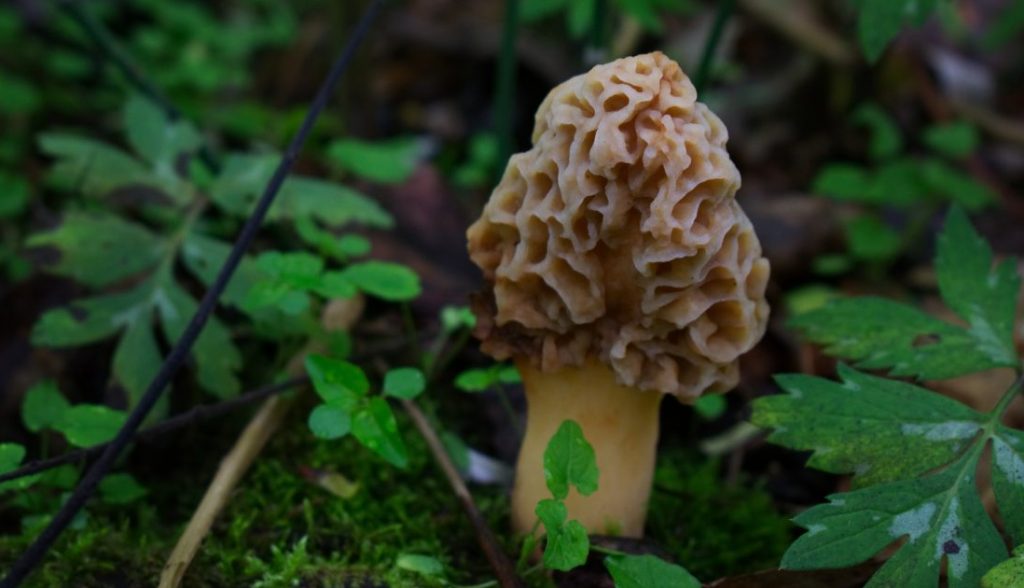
[402,399,524,588]
[0,378,306,486]
[0,2,385,585]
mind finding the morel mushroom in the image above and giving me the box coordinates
[467,52,770,537]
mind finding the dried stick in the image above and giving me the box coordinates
[401,399,524,588]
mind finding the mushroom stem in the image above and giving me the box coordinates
[511,358,663,537]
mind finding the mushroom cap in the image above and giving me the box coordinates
[467,52,770,400]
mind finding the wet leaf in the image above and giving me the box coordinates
[351,397,408,469]
[305,355,369,411]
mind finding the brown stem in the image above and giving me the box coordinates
[401,399,524,588]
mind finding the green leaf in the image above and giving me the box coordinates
[59,404,127,447]
[857,0,938,62]
[869,159,931,207]
[210,154,393,228]
[32,281,153,347]
[982,545,1024,588]
[919,159,995,211]
[781,450,1006,588]
[0,444,25,476]
[351,397,408,469]
[254,251,324,289]
[604,554,701,588]
[342,261,421,302]
[923,121,979,159]
[326,137,423,184]
[99,473,148,505]
[544,420,599,500]
[22,380,70,433]
[395,553,444,577]
[0,71,40,115]
[454,368,496,392]
[497,364,521,384]
[308,403,351,440]
[383,367,426,399]
[935,207,1019,368]
[536,498,590,571]
[693,394,726,421]
[312,272,358,300]
[156,279,242,398]
[984,0,1024,48]
[111,316,163,409]
[845,215,903,262]
[180,232,260,309]
[753,365,985,486]
[295,217,370,261]
[991,427,1024,546]
[123,94,201,171]
[811,164,874,203]
[567,0,596,38]
[852,103,903,160]
[38,133,179,202]
[305,355,369,411]
[790,297,1012,380]
[26,212,166,287]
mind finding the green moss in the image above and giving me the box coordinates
[647,449,792,581]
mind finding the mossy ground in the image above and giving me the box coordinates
[0,399,790,586]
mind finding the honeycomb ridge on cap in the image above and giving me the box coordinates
[467,51,770,400]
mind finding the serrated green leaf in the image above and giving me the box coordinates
[383,367,426,399]
[991,427,1024,546]
[59,404,127,447]
[209,153,393,228]
[536,498,589,571]
[791,297,1009,380]
[99,473,147,505]
[351,397,408,468]
[341,261,421,302]
[936,207,1019,368]
[845,215,903,262]
[156,279,242,398]
[982,545,1024,588]
[852,103,903,160]
[22,380,70,433]
[919,159,995,211]
[38,133,179,202]
[395,553,444,577]
[923,121,979,159]
[27,212,166,287]
[326,137,423,184]
[305,355,368,411]
[544,420,599,500]
[782,450,1006,588]
[308,403,351,440]
[123,94,201,172]
[604,554,701,588]
[111,318,163,409]
[753,365,985,486]
[32,281,152,347]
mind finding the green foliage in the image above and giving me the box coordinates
[383,367,426,400]
[693,394,726,421]
[327,137,423,184]
[984,0,1024,48]
[543,420,599,501]
[98,474,148,505]
[856,0,944,62]
[454,363,520,392]
[811,104,993,270]
[792,209,1019,379]
[604,554,701,588]
[535,499,590,571]
[340,261,422,302]
[305,355,410,469]
[520,0,696,39]
[395,553,445,579]
[245,536,312,588]
[754,207,1024,586]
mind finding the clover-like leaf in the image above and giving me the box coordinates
[58,404,128,448]
[543,420,599,500]
[305,355,369,411]
[351,397,408,469]
[753,365,985,487]
[21,380,70,433]
[326,136,423,184]
[535,498,589,571]
[341,261,421,302]
[99,473,148,505]
[308,403,352,440]
[383,367,426,400]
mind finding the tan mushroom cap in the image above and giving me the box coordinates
[467,52,770,400]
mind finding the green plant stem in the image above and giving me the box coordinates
[991,370,1024,424]
[494,0,520,176]
[694,0,736,95]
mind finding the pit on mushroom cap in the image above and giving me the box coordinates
[467,52,770,537]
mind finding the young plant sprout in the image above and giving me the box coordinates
[467,52,770,537]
